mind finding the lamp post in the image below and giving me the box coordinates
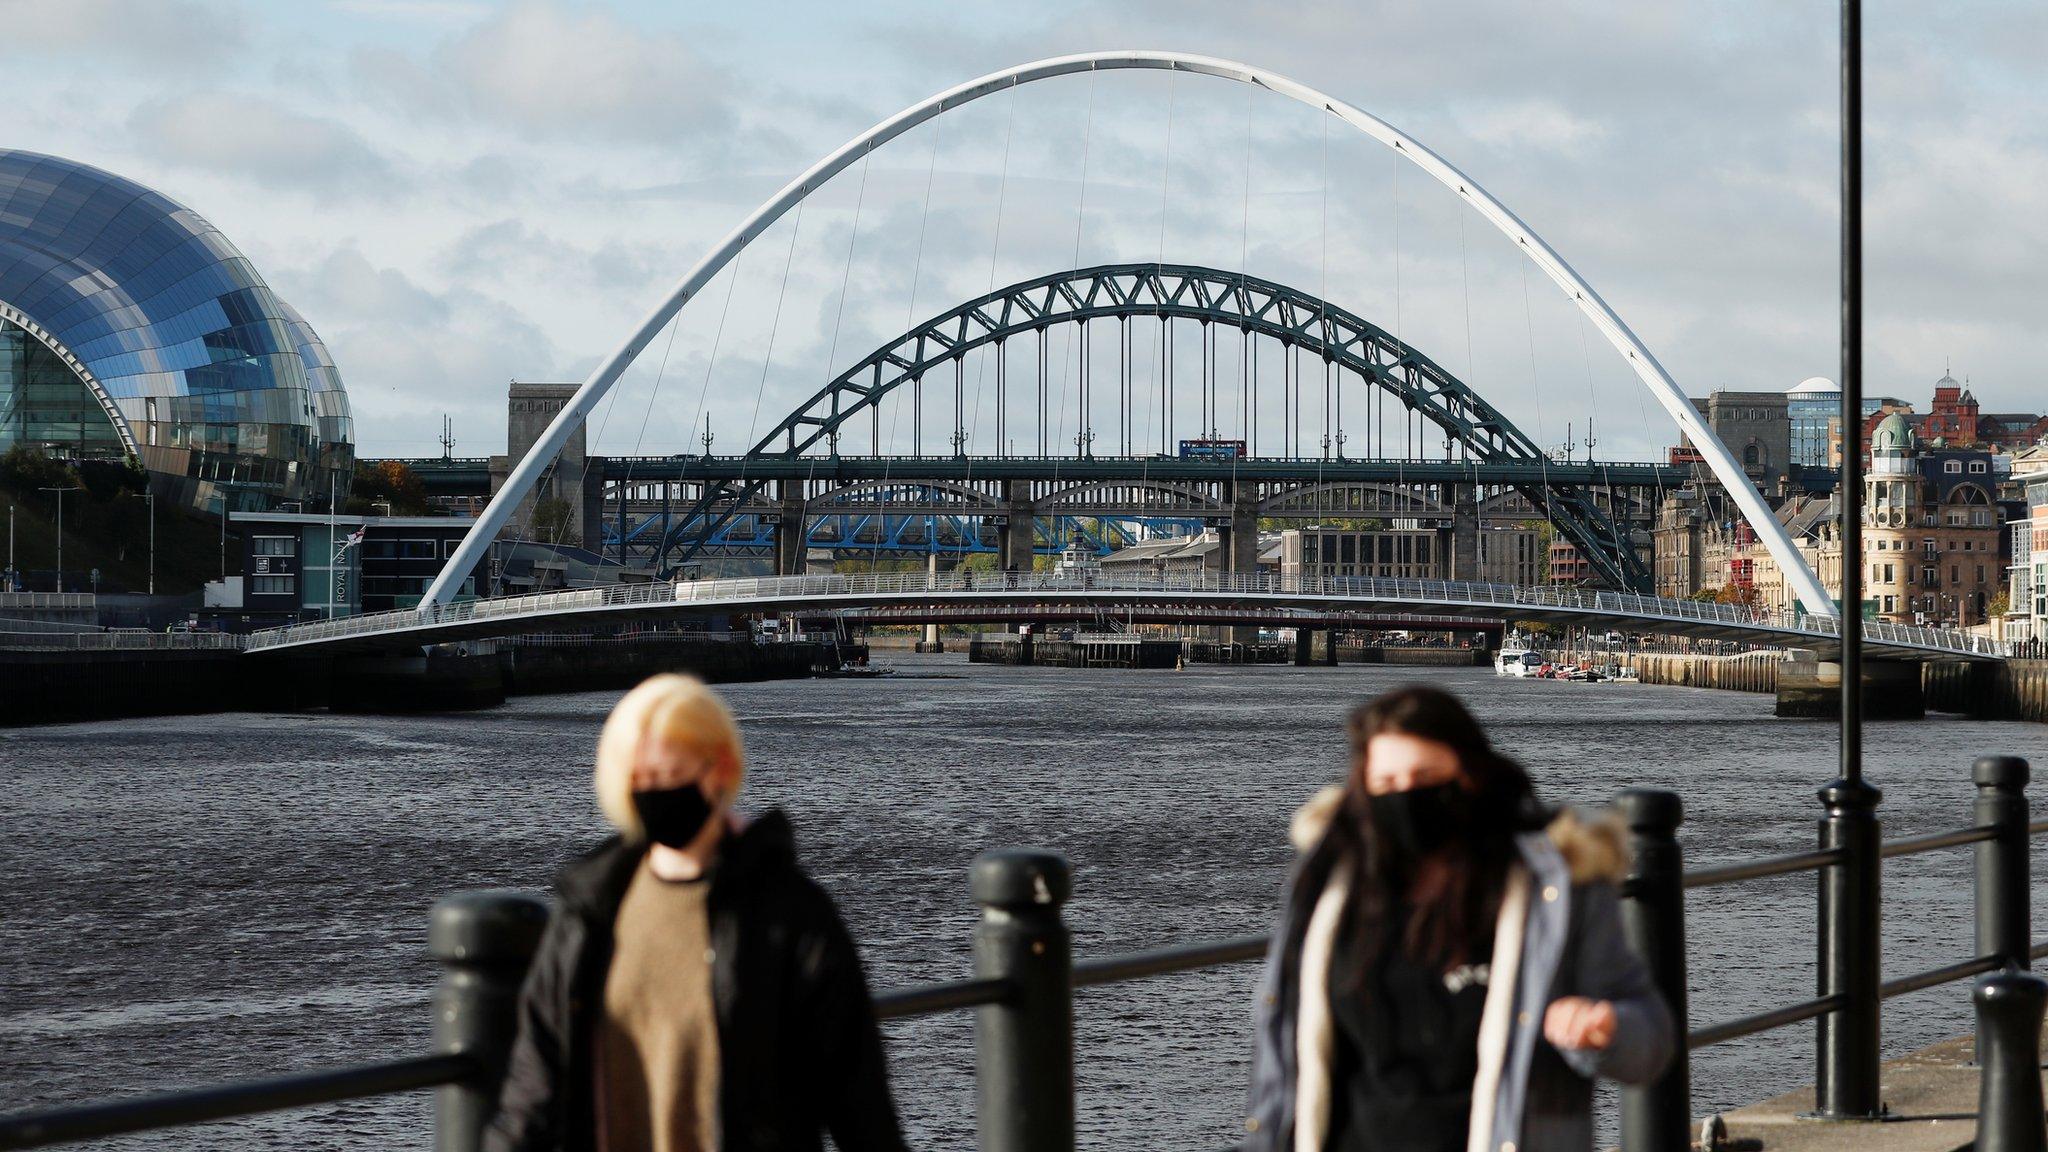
[145,491,155,596]
[38,485,77,593]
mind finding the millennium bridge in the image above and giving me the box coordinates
[243,570,1999,660]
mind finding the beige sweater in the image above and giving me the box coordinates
[597,862,721,1152]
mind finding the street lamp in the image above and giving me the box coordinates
[144,490,155,596]
[38,485,77,593]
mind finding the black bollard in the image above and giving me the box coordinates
[1973,969,2048,1152]
[1816,777,1883,1118]
[1617,789,1691,1152]
[429,890,551,1152]
[1974,757,2031,968]
[971,849,1074,1152]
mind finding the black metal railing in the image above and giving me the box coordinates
[5,758,2048,1152]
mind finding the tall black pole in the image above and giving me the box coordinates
[1839,0,1863,782]
[1816,0,1882,1119]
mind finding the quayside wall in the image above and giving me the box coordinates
[0,634,831,726]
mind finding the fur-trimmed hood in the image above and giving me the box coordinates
[1286,784,1628,884]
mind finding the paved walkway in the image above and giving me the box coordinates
[1712,1034,2003,1152]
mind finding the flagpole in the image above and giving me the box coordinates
[327,475,336,620]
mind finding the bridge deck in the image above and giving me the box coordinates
[244,573,2000,662]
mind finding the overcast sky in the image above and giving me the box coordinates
[5,0,2043,463]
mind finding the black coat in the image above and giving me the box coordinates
[482,811,908,1152]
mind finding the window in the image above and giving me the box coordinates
[400,539,437,560]
[1946,460,1962,473]
[252,536,296,557]
[1978,565,1986,584]
[1953,565,1961,584]
[250,575,295,596]
[1971,460,1989,474]
[362,539,397,559]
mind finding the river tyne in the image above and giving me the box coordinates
[6,655,2048,1150]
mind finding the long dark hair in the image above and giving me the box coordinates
[1325,686,1543,973]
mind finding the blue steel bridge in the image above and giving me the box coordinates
[401,262,1693,580]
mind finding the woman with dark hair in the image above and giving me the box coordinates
[1244,686,1673,1152]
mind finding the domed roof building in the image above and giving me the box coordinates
[0,150,352,511]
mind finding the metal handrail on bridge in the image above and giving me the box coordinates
[243,570,2004,657]
[4,759,2045,1152]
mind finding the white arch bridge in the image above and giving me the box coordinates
[245,574,2002,662]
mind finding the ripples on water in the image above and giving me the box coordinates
[5,656,2048,1150]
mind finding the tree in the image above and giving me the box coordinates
[530,497,574,544]
[350,460,431,515]
[1988,590,2011,618]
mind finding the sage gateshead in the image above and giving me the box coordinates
[0,150,353,513]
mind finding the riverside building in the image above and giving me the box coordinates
[0,151,353,514]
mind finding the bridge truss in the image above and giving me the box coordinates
[655,263,1665,589]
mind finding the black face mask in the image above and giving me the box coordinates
[633,783,715,849]
[1369,783,1468,866]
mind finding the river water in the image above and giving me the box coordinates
[6,655,2048,1150]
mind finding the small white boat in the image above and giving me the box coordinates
[1494,637,1547,677]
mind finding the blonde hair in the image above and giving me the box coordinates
[594,674,745,842]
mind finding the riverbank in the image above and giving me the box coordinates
[0,633,838,725]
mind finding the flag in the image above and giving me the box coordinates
[346,527,365,546]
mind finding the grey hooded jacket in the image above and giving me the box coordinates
[1243,789,1675,1152]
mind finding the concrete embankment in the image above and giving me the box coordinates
[1923,659,2048,722]
[1628,650,1781,694]
[1337,646,1490,667]
[0,633,832,725]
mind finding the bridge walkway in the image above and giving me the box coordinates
[243,572,2003,661]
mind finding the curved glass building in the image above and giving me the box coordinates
[0,150,352,511]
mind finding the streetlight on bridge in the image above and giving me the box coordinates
[38,484,77,593]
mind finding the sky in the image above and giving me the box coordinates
[4,0,2044,464]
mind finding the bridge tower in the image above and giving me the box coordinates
[773,480,806,576]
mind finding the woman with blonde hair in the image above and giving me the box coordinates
[486,674,906,1152]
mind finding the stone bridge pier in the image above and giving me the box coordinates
[1775,654,1926,720]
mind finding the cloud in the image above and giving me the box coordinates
[128,93,395,198]
[351,0,739,145]
[274,246,566,453]
[0,0,248,69]
[1458,100,1611,156]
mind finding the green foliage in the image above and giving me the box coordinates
[0,448,225,593]
[530,496,574,543]
[1989,590,2012,618]
[348,460,432,515]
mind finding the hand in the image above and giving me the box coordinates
[1543,996,1617,1051]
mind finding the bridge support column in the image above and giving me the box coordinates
[1225,483,1260,645]
[999,482,1035,576]
[919,551,945,653]
[1449,485,1479,580]
[1775,654,1925,720]
[1294,629,1314,666]
[774,484,806,576]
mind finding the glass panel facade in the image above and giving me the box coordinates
[0,150,352,512]
[0,318,125,455]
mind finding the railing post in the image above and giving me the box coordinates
[971,849,1074,1152]
[1973,968,2048,1152]
[1617,789,1691,1152]
[429,890,551,1152]
[1974,756,2030,969]
[1816,777,1883,1118]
